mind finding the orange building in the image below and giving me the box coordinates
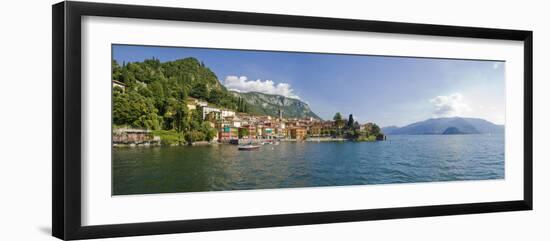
[290,127,307,140]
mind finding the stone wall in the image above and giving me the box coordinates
[113,129,160,146]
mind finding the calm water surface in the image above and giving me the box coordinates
[113,134,504,195]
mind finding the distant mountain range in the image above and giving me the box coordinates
[382,117,504,135]
[230,91,321,120]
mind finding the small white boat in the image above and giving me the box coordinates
[238,144,260,151]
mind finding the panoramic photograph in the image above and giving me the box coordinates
[111,44,505,196]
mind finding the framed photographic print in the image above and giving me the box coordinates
[52,1,533,240]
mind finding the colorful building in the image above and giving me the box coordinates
[218,125,239,141]
[290,127,307,140]
[262,127,275,139]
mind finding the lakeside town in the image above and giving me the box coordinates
[113,80,385,147]
[110,56,386,148]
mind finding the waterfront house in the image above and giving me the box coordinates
[276,129,286,138]
[262,127,276,139]
[279,121,286,129]
[256,124,263,137]
[215,120,228,129]
[219,125,239,141]
[309,124,322,137]
[290,127,307,140]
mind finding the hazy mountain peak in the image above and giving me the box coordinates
[382,117,503,135]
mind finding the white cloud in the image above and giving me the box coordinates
[429,93,471,117]
[223,76,300,99]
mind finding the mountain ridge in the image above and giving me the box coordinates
[382,117,503,135]
[230,91,321,120]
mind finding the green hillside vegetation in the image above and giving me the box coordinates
[332,113,384,141]
[112,57,247,144]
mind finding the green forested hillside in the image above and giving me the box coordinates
[112,57,244,143]
[112,57,322,143]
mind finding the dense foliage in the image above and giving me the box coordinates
[331,113,383,141]
[112,58,242,143]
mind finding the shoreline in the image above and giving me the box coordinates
[113,136,380,148]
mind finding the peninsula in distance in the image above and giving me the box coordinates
[382,117,504,135]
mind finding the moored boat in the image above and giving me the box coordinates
[238,144,260,150]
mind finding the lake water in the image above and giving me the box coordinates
[112,134,504,195]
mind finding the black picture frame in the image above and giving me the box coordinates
[52,1,533,240]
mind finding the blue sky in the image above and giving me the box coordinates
[113,44,505,127]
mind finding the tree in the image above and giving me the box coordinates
[188,109,203,131]
[353,121,360,130]
[333,112,344,130]
[347,114,355,129]
[371,123,381,135]
[208,88,225,105]
[173,101,188,133]
[238,97,245,112]
[184,130,205,143]
[363,122,381,136]
[201,122,217,141]
[112,60,122,81]
[238,128,249,138]
[148,81,166,114]
[190,82,209,100]
[113,88,161,130]
[333,112,342,121]
[162,97,188,132]
[112,88,131,125]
